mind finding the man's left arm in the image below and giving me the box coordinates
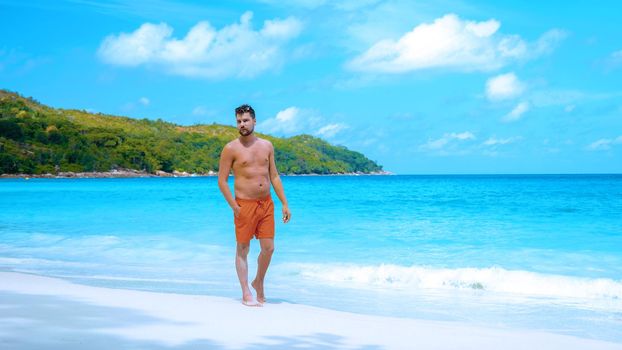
[268,142,291,223]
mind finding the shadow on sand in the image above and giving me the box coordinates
[0,292,382,350]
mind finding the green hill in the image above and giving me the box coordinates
[0,90,383,175]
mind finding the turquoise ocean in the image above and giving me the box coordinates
[1,175,621,342]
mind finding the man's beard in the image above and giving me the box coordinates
[239,128,253,136]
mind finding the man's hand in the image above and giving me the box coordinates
[232,204,242,218]
[282,206,291,223]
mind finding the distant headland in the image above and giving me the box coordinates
[0,90,388,177]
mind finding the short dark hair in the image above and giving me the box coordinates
[235,104,255,119]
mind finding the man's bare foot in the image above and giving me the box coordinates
[242,293,262,307]
[251,279,266,304]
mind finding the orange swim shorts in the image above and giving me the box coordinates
[234,195,275,243]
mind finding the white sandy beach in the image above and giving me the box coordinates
[1,272,620,350]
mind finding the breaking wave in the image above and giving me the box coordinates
[289,263,622,301]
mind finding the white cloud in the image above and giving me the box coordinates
[261,107,301,134]
[316,123,348,138]
[259,0,380,10]
[486,72,525,100]
[482,136,522,146]
[530,90,585,107]
[453,132,475,140]
[334,0,383,11]
[502,101,529,122]
[260,107,349,138]
[532,29,566,56]
[481,136,522,156]
[259,107,322,136]
[517,88,622,118]
[0,48,49,74]
[99,22,172,66]
[532,90,622,108]
[587,136,622,151]
[347,14,565,73]
[98,12,303,79]
[192,106,208,116]
[588,139,612,151]
[121,97,151,111]
[420,131,475,151]
[604,49,622,70]
[259,0,327,8]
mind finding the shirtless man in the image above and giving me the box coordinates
[218,104,291,306]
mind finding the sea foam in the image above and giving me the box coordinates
[289,263,622,304]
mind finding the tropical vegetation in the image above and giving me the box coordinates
[0,90,383,175]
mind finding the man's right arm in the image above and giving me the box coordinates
[217,144,240,216]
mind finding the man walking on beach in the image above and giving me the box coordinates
[218,104,291,307]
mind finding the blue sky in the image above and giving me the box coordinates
[1,0,621,174]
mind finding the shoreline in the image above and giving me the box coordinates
[0,169,393,179]
[1,271,621,350]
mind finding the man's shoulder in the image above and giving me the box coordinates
[221,139,240,156]
[225,139,240,148]
[257,137,273,148]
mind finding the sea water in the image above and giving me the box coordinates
[1,175,621,342]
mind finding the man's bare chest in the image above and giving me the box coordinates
[233,147,270,169]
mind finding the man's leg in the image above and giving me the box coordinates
[252,238,274,303]
[236,242,259,306]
